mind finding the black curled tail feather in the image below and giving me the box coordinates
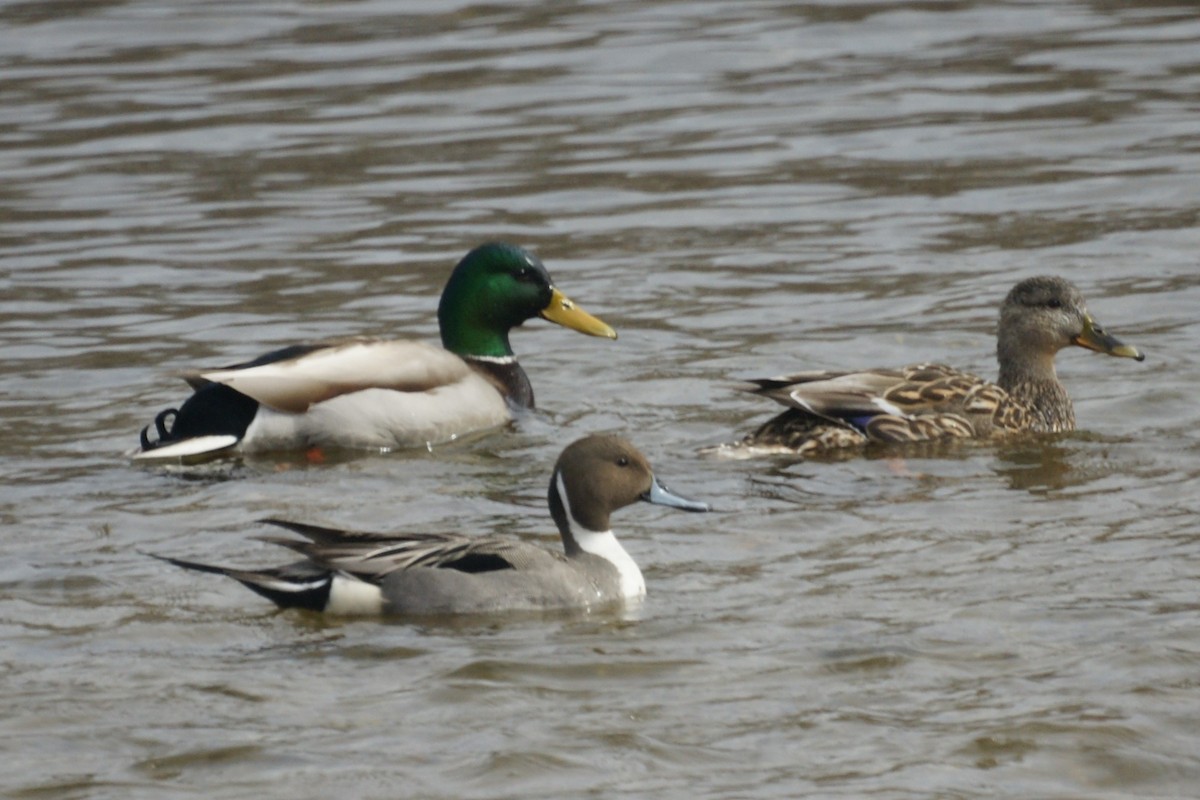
[140,408,179,451]
[137,383,260,452]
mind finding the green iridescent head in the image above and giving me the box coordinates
[437,242,616,358]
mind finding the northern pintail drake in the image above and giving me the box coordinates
[134,243,616,462]
[712,276,1144,458]
[150,435,709,616]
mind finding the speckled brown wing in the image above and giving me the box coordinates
[742,411,869,457]
[740,362,1034,453]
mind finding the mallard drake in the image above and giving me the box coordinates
[134,243,616,461]
[714,276,1144,458]
[149,434,710,615]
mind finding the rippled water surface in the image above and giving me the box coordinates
[3,1,1200,797]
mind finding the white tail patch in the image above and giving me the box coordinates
[131,435,240,461]
[325,574,384,615]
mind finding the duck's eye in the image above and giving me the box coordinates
[514,267,536,282]
[1046,298,1063,309]
[616,456,630,467]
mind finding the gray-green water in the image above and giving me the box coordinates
[3,1,1199,797]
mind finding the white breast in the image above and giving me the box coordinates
[573,528,646,600]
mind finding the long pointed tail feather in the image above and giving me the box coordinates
[144,551,333,611]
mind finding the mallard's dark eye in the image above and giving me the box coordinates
[616,456,630,467]
[1046,298,1062,309]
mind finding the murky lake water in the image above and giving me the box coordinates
[3,1,1200,797]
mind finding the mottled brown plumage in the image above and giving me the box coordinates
[714,276,1144,458]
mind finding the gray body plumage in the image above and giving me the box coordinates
[151,434,709,617]
[376,550,622,614]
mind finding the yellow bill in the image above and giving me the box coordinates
[540,287,617,339]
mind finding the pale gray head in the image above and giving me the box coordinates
[548,434,708,555]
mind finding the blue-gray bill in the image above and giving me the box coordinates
[641,476,711,512]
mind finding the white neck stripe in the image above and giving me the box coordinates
[556,473,644,600]
[555,472,575,532]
